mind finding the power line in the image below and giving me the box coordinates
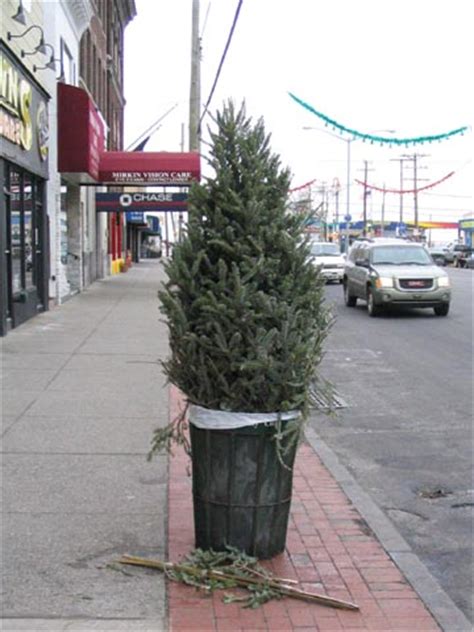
[199,0,243,130]
[125,103,178,150]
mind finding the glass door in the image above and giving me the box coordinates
[6,166,45,328]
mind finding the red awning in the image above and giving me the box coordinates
[57,84,201,186]
[98,151,200,186]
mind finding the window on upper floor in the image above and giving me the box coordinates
[60,40,76,85]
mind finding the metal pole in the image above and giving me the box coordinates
[345,139,351,252]
[189,0,200,152]
[165,214,170,258]
[399,159,404,224]
[381,184,386,236]
[413,154,419,234]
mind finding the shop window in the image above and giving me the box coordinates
[23,174,34,289]
[10,170,22,294]
[61,40,76,85]
[60,183,68,265]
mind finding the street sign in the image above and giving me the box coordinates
[344,214,352,222]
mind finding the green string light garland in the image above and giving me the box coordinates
[289,92,469,146]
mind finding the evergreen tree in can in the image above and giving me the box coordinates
[157,100,332,451]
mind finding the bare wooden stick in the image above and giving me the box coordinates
[118,554,359,611]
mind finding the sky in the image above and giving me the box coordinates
[123,0,472,243]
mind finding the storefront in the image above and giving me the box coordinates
[458,218,473,247]
[0,44,50,336]
[58,83,199,274]
[96,191,184,263]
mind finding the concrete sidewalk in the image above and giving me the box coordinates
[2,261,169,630]
[1,260,470,631]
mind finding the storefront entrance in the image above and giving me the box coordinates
[3,163,47,329]
[0,43,50,336]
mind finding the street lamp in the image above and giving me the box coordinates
[302,126,355,253]
[302,126,395,250]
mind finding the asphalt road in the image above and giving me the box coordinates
[310,267,473,622]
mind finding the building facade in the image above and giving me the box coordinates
[1,0,136,336]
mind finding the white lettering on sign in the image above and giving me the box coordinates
[110,171,193,184]
[118,192,174,205]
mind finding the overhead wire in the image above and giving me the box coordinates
[199,0,244,133]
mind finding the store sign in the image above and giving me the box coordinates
[126,211,146,224]
[0,44,49,177]
[98,152,200,186]
[96,191,188,212]
[57,83,105,183]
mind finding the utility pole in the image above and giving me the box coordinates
[189,0,201,152]
[401,153,429,240]
[362,161,373,237]
[390,157,408,225]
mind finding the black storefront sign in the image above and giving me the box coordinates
[95,191,188,213]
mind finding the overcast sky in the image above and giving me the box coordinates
[124,0,472,237]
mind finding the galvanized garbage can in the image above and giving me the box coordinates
[190,422,298,559]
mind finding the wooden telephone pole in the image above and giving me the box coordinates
[189,0,201,153]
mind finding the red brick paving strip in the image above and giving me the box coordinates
[168,387,440,631]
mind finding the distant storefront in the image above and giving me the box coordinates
[0,44,50,336]
[458,218,473,247]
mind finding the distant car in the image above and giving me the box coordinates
[309,241,345,283]
[453,244,473,268]
[442,245,456,264]
[343,238,451,317]
[427,246,448,266]
[465,253,474,269]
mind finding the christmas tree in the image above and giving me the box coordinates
[159,101,330,419]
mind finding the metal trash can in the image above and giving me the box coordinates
[190,422,298,559]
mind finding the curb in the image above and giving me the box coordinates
[305,425,472,632]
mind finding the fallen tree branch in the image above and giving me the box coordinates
[117,554,359,611]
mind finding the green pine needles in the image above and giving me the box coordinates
[158,101,331,430]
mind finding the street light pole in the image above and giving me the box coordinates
[345,138,352,252]
[302,127,393,251]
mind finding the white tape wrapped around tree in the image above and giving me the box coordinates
[188,404,301,430]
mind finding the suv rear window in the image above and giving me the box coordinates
[371,245,431,265]
[310,243,340,256]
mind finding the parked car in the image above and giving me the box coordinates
[442,245,456,264]
[309,241,345,283]
[465,253,474,269]
[427,246,448,266]
[343,238,451,317]
[452,244,473,268]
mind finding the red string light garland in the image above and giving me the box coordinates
[355,170,455,194]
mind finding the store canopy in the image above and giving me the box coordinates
[57,84,200,186]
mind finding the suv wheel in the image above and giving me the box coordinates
[367,288,381,317]
[434,303,450,316]
[344,282,357,307]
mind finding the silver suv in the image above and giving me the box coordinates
[343,238,451,317]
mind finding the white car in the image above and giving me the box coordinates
[309,241,345,283]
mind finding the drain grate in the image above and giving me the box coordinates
[310,385,347,410]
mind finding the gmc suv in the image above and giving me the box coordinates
[343,238,451,317]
